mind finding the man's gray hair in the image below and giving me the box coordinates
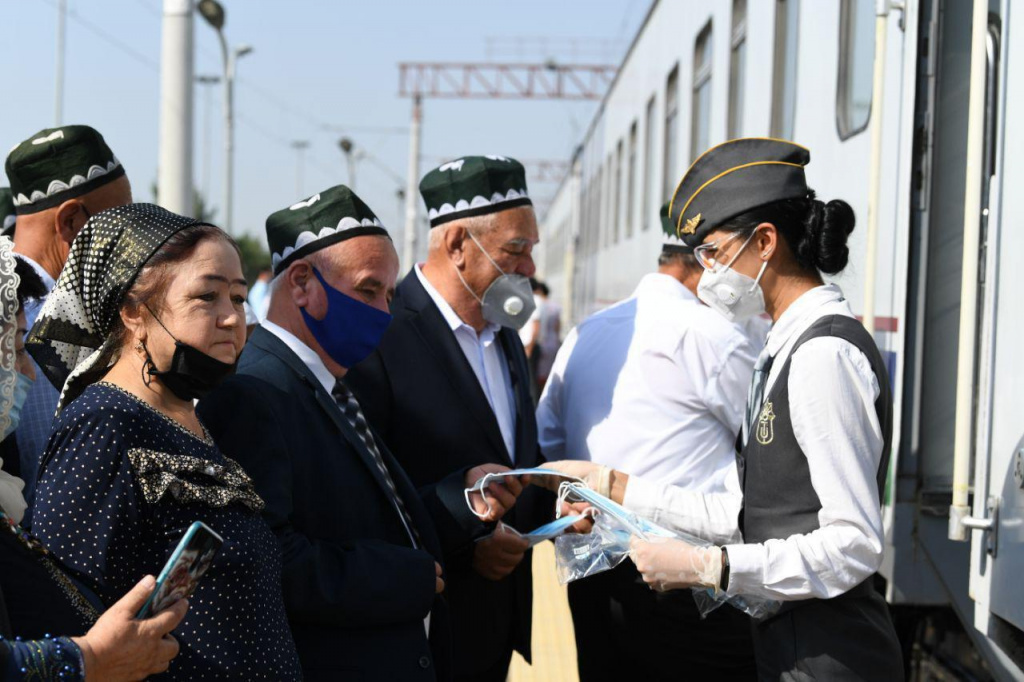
[428,212,500,251]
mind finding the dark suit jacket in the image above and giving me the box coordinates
[199,327,480,682]
[345,269,553,676]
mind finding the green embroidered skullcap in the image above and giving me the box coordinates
[267,184,389,276]
[5,125,125,215]
[668,138,810,248]
[0,189,14,237]
[420,155,531,227]
[659,201,692,255]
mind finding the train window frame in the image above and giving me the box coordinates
[835,0,875,140]
[627,121,638,239]
[662,64,680,202]
[642,95,657,231]
[691,21,714,163]
[771,0,800,139]
[614,139,624,244]
[728,0,747,139]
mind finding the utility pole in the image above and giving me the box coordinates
[54,0,67,126]
[402,95,422,274]
[158,0,195,216]
[290,140,309,198]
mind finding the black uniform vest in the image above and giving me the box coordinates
[737,314,902,681]
[738,314,893,544]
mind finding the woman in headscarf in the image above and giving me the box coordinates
[27,205,301,680]
[0,234,186,681]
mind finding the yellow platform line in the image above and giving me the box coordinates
[508,542,580,682]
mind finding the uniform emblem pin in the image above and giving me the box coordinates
[756,401,775,446]
[682,213,702,235]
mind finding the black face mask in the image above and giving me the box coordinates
[143,307,237,401]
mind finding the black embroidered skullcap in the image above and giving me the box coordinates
[420,155,531,227]
[6,125,125,215]
[668,138,810,247]
[27,203,210,411]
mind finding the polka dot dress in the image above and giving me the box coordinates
[32,382,302,680]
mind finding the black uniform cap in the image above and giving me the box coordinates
[668,138,810,248]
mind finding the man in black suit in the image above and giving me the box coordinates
[199,185,523,682]
[346,156,553,681]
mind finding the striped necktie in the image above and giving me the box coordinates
[743,349,775,448]
[332,380,422,548]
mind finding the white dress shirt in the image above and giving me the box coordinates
[415,264,518,460]
[537,273,758,494]
[623,284,886,602]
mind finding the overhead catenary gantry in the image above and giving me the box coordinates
[396,61,615,273]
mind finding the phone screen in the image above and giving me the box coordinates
[137,521,224,619]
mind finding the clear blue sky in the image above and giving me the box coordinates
[1,0,650,245]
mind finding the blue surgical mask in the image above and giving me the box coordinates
[300,267,392,369]
[4,372,34,440]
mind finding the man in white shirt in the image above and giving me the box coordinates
[535,203,759,680]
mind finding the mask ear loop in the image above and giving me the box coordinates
[465,471,500,519]
[748,260,769,293]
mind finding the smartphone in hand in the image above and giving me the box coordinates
[136,521,224,619]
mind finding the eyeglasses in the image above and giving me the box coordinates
[693,232,743,272]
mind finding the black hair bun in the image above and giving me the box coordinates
[806,198,855,275]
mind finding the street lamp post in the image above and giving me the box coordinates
[290,140,309,198]
[339,137,361,190]
[197,0,250,235]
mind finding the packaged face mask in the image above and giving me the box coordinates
[553,482,780,621]
[477,514,587,548]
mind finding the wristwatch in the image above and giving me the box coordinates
[720,547,731,592]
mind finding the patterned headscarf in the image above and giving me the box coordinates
[0,236,20,437]
[26,204,209,413]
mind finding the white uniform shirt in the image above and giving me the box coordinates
[415,265,517,460]
[623,284,886,601]
[537,273,758,493]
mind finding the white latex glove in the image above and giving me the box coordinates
[541,460,612,497]
[629,536,722,593]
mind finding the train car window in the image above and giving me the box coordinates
[642,95,656,231]
[771,0,800,138]
[662,64,680,202]
[836,0,874,139]
[627,121,637,239]
[614,139,624,244]
[729,0,748,138]
[692,21,714,162]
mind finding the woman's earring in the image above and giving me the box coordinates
[134,340,145,353]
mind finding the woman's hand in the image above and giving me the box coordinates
[73,575,188,682]
[628,537,723,593]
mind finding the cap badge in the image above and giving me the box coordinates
[682,213,702,235]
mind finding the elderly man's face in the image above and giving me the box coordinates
[308,235,400,317]
[463,206,538,295]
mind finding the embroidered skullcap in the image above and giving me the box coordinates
[669,138,810,247]
[266,184,389,277]
[26,203,210,412]
[419,155,531,228]
[0,189,15,237]
[6,125,125,215]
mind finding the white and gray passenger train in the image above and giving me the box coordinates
[536,0,1023,678]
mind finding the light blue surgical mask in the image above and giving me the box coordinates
[4,372,34,440]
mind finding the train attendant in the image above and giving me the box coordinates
[544,138,903,681]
